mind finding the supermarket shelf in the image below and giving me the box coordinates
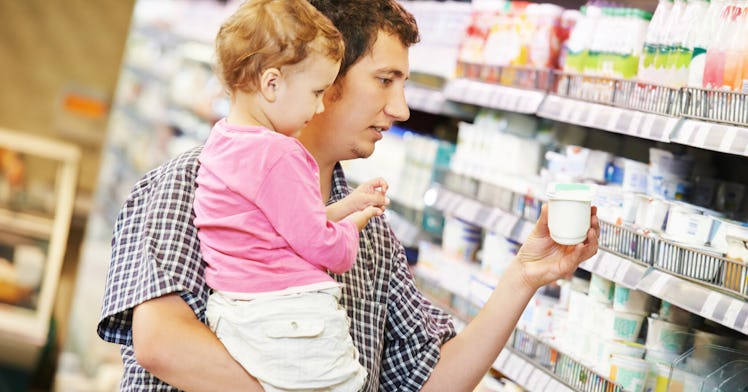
[0,208,54,239]
[415,242,623,392]
[384,208,435,249]
[425,184,521,241]
[638,269,748,335]
[405,84,477,120]
[537,95,679,143]
[493,348,576,392]
[579,251,648,290]
[423,178,748,336]
[444,78,545,114]
[671,118,748,157]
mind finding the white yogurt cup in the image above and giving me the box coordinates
[547,183,594,245]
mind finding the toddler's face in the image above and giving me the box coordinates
[271,53,340,137]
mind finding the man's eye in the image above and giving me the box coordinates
[378,78,393,86]
[314,90,325,97]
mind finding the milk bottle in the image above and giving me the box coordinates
[721,1,747,91]
[654,0,687,84]
[685,0,725,87]
[702,1,737,89]
[639,0,674,83]
[665,0,710,87]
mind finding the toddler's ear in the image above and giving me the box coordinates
[259,68,281,102]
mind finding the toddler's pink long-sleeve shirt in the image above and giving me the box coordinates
[194,119,359,293]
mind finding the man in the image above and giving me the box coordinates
[98,1,599,391]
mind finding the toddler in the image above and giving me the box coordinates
[194,1,387,390]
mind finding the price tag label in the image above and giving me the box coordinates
[518,221,534,243]
[616,110,634,132]
[719,126,737,153]
[518,361,534,385]
[496,214,519,238]
[450,80,468,102]
[649,116,668,141]
[477,84,493,107]
[586,104,602,127]
[494,349,511,370]
[474,206,492,226]
[595,106,610,129]
[703,124,726,151]
[534,374,551,391]
[598,256,616,279]
[693,122,710,147]
[648,272,671,296]
[506,355,522,378]
[558,99,573,122]
[628,111,644,135]
[700,291,721,319]
[723,299,743,328]
[676,120,698,144]
[640,114,656,138]
[614,261,631,283]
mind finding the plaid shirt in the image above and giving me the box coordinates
[98,146,456,391]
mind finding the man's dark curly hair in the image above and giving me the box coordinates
[308,0,420,77]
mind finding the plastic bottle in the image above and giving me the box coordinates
[721,1,747,91]
[685,0,723,87]
[564,4,603,74]
[639,0,674,83]
[666,0,710,87]
[585,6,614,76]
[739,8,748,92]
[702,1,735,89]
[655,0,687,84]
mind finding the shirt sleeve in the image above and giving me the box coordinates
[97,149,210,346]
[249,145,359,274]
[380,231,457,391]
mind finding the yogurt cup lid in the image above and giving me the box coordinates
[546,182,594,201]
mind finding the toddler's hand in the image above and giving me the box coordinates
[326,177,390,223]
[344,205,384,231]
[351,177,390,211]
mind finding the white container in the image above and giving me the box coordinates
[645,317,690,354]
[547,183,594,245]
[621,159,649,194]
[670,368,705,392]
[601,307,646,342]
[610,354,649,392]
[658,301,691,326]
[709,218,748,254]
[613,286,652,316]
[442,216,481,261]
[664,202,715,246]
[589,274,614,304]
[634,195,669,232]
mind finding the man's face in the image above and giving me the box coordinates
[306,30,410,163]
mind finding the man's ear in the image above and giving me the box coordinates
[259,68,281,102]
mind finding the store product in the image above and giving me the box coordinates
[639,0,674,83]
[613,286,653,316]
[686,0,726,87]
[720,1,748,92]
[442,215,482,261]
[610,354,650,392]
[654,0,687,86]
[664,0,710,87]
[645,316,691,354]
[589,273,614,304]
[602,307,647,342]
[546,182,593,245]
[702,1,737,89]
